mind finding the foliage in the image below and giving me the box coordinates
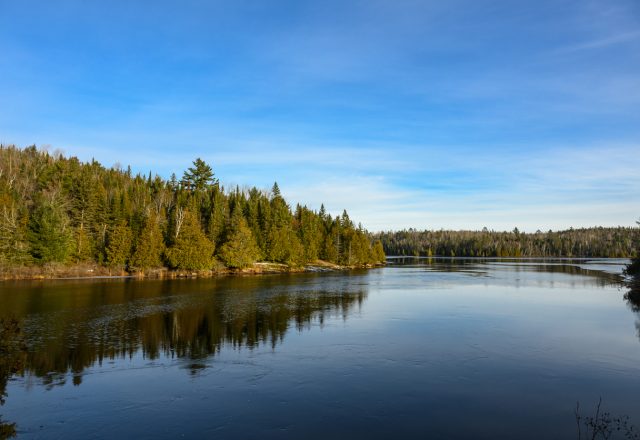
[130,214,165,272]
[28,198,74,263]
[0,146,384,274]
[73,225,94,263]
[165,210,215,270]
[376,227,640,258]
[218,210,260,268]
[372,240,386,263]
[105,221,133,271]
[182,158,217,192]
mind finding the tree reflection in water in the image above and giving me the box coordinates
[624,275,640,341]
[0,318,26,439]
[0,277,367,435]
[4,278,367,384]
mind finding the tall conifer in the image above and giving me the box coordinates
[166,210,215,270]
[218,209,260,268]
[130,214,164,272]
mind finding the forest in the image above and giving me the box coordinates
[376,227,639,258]
[0,145,385,277]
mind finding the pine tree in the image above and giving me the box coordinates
[207,188,228,246]
[130,214,164,272]
[266,183,298,263]
[166,210,215,270]
[373,240,386,263]
[295,205,322,263]
[218,209,260,269]
[105,221,133,272]
[322,223,340,263]
[349,231,372,265]
[182,158,217,192]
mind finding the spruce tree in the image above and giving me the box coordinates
[28,200,73,264]
[271,182,281,198]
[207,188,227,246]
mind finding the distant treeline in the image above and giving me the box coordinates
[375,227,639,258]
[0,145,385,273]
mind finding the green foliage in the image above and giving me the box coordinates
[182,158,217,191]
[73,225,95,263]
[271,182,281,198]
[207,188,228,246]
[295,205,323,263]
[322,232,339,263]
[105,222,133,270]
[0,145,385,274]
[130,214,164,272]
[165,210,215,270]
[28,199,73,263]
[373,240,386,263]
[218,210,260,268]
[377,227,640,258]
[266,225,304,265]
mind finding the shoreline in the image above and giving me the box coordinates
[0,260,385,282]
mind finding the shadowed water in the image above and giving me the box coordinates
[1,259,639,439]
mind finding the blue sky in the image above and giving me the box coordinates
[1,0,639,231]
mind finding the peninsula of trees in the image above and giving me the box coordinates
[0,145,385,278]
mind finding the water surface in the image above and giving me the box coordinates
[1,258,639,439]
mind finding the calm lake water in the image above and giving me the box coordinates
[1,258,639,439]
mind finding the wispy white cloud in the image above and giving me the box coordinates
[553,30,640,53]
[264,142,640,232]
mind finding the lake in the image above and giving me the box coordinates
[1,258,639,439]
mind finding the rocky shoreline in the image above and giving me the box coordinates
[0,260,384,281]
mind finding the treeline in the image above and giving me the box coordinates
[0,145,385,274]
[375,227,639,258]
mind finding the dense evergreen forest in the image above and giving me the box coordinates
[0,145,385,277]
[376,227,639,258]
